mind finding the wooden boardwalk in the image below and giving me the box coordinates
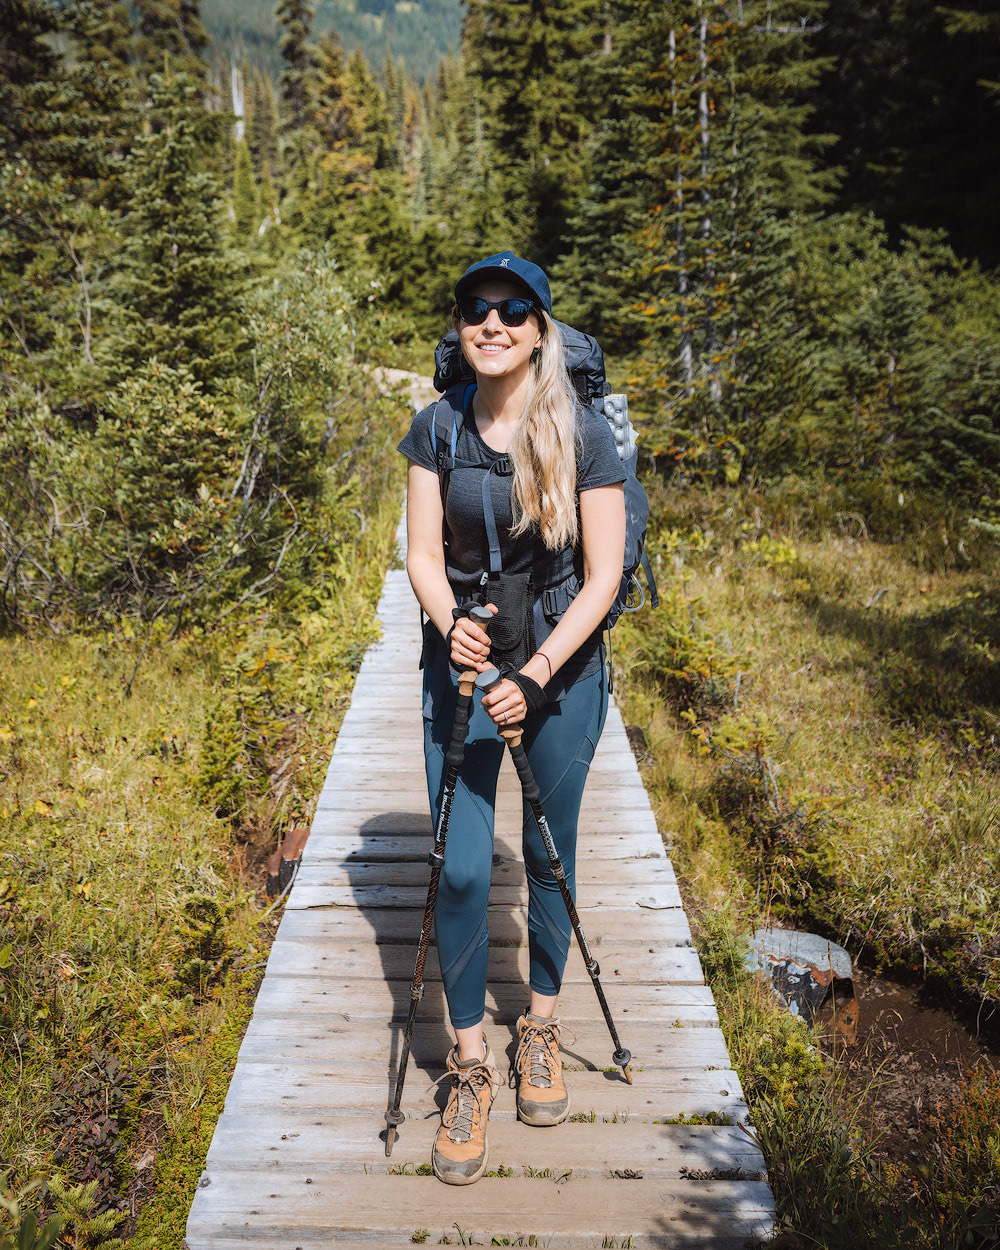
[185,519,773,1247]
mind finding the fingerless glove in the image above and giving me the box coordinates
[501,666,547,713]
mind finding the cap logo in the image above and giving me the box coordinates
[500,258,509,267]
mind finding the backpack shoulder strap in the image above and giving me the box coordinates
[432,382,479,509]
[432,384,471,470]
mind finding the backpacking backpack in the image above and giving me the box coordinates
[432,320,658,629]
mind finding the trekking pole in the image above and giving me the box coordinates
[475,666,634,1085]
[384,604,493,1156]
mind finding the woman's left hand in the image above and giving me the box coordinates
[481,677,527,726]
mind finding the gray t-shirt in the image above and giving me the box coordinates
[398,391,625,710]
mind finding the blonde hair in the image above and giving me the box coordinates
[509,310,580,550]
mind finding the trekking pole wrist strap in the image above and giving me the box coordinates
[500,665,547,713]
[445,603,477,673]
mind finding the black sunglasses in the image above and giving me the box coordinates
[457,296,536,327]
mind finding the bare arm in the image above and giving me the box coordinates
[404,461,454,638]
[404,461,494,671]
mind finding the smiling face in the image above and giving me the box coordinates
[455,279,543,384]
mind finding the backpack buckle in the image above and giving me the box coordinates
[494,456,513,476]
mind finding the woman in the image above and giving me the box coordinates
[398,250,626,1185]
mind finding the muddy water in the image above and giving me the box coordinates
[819,968,1000,1159]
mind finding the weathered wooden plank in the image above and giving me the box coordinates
[306,809,662,835]
[185,1234,758,1250]
[271,905,694,946]
[329,716,643,743]
[223,1069,750,1130]
[286,882,682,910]
[184,1241,421,1250]
[203,1117,765,1180]
[309,798,656,822]
[300,833,667,861]
[263,941,696,981]
[291,858,678,891]
[313,791,656,815]
[321,728,641,755]
[248,978,716,1024]
[260,942,704,986]
[327,730,637,750]
[235,1019,743,1084]
[186,1173,773,1248]
[327,750,645,775]
[220,1065,739,1124]
[211,1064,745,1134]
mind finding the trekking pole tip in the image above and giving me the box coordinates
[384,1107,404,1155]
[614,1048,633,1084]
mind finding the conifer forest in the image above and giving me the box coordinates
[1,0,1000,1247]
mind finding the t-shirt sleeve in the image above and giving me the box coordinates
[577,404,627,491]
[397,403,438,473]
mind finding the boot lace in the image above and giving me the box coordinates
[513,1018,560,1090]
[432,1056,499,1144]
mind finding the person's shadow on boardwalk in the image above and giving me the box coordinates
[345,806,605,1148]
[343,810,512,1139]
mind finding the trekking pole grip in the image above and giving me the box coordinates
[473,666,526,744]
[457,604,494,697]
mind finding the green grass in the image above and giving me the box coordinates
[0,416,406,1244]
[614,481,1000,1248]
[619,480,1000,1005]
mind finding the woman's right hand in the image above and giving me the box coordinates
[450,604,496,673]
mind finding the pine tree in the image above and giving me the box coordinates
[0,0,68,378]
[280,27,356,250]
[133,0,209,85]
[552,0,666,350]
[939,3,1000,99]
[383,50,404,143]
[107,72,246,388]
[63,0,138,189]
[293,37,411,263]
[0,0,133,183]
[0,0,136,390]
[0,0,63,168]
[246,64,281,186]
[553,0,836,473]
[231,139,261,241]
[634,0,741,444]
[462,0,605,265]
[73,0,133,75]
[811,0,1000,262]
[312,30,349,145]
[382,51,419,174]
[276,0,317,135]
[733,1,837,209]
[342,48,399,174]
[411,48,516,286]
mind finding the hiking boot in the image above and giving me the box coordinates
[513,1011,570,1127]
[431,1042,501,1185]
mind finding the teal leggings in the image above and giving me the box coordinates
[423,663,609,1030]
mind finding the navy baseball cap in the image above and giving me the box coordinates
[454,250,552,314]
